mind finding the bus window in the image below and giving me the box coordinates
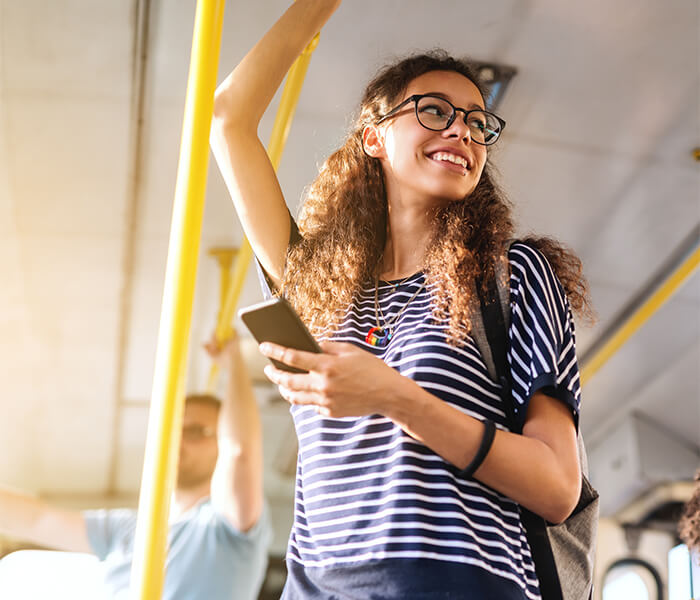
[669,544,699,600]
[603,559,661,600]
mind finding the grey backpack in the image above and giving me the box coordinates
[471,250,599,600]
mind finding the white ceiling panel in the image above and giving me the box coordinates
[497,139,641,251]
[4,95,131,236]
[632,340,700,448]
[581,281,700,439]
[497,0,698,159]
[1,0,132,99]
[579,167,698,287]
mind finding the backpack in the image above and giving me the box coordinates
[471,246,599,600]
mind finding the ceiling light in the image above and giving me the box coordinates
[471,61,517,111]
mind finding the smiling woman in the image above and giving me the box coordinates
[281,63,591,344]
[210,0,594,598]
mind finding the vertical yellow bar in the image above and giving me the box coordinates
[129,1,225,598]
[266,33,319,169]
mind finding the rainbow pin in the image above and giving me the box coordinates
[366,326,392,347]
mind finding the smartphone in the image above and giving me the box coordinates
[238,297,321,373]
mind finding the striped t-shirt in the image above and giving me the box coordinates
[273,242,581,600]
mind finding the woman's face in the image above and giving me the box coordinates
[376,70,488,206]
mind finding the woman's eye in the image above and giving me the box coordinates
[420,104,447,117]
[468,117,486,130]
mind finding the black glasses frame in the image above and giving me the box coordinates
[376,94,506,146]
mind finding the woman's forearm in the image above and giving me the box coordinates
[387,378,581,524]
[214,0,341,127]
[260,339,582,523]
[210,0,340,282]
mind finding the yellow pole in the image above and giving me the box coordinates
[129,1,225,598]
[207,32,321,390]
[208,246,238,322]
[267,32,320,169]
[581,243,700,385]
[206,247,238,392]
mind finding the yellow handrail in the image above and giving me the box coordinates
[129,1,225,598]
[208,247,239,318]
[581,243,700,385]
[207,32,321,391]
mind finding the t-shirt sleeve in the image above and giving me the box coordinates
[207,504,273,595]
[255,212,302,299]
[507,242,581,431]
[83,508,137,560]
[213,502,272,548]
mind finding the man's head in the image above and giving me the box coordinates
[176,394,221,490]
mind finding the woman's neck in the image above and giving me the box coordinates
[379,199,434,280]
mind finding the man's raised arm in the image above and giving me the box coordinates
[205,333,264,532]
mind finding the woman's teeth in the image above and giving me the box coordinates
[430,152,469,169]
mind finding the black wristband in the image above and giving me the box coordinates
[459,419,496,479]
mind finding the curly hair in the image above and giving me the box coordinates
[282,51,593,339]
[679,470,700,554]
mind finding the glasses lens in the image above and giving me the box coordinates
[467,111,502,145]
[415,96,454,130]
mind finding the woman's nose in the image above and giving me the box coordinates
[443,114,472,144]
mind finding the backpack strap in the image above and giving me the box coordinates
[474,270,518,433]
[471,259,507,382]
[473,243,565,600]
[472,250,519,432]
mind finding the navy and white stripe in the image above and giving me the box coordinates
[508,243,581,429]
[283,242,581,600]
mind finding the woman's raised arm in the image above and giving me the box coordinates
[211,0,341,286]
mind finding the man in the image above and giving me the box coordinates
[0,333,270,599]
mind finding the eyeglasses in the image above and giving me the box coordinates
[181,424,216,442]
[376,94,506,146]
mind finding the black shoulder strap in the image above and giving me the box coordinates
[476,270,516,430]
[475,245,564,600]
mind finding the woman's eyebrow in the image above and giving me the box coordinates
[423,91,484,111]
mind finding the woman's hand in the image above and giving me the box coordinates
[262,341,581,522]
[260,341,403,417]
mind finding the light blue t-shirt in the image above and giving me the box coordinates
[84,498,270,600]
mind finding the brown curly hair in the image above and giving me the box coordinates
[282,51,593,339]
[679,470,700,554]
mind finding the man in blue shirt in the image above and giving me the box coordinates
[0,334,270,599]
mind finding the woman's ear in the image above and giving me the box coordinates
[362,125,385,158]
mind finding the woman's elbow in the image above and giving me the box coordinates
[540,477,581,524]
[212,82,260,132]
[211,103,259,149]
[212,88,235,127]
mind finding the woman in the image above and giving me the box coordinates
[211,1,592,598]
